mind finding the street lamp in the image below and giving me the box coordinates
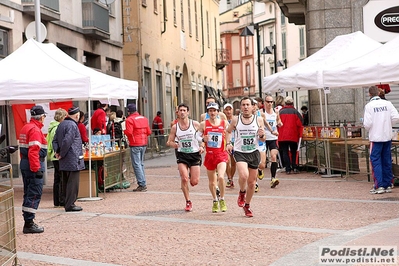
[240,24,262,98]
[261,45,277,73]
[277,59,287,69]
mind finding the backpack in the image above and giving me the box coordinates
[114,121,123,140]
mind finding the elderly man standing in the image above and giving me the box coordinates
[20,105,48,234]
[124,103,152,192]
[365,86,399,194]
[278,96,303,174]
[53,106,85,212]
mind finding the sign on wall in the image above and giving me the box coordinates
[364,0,399,42]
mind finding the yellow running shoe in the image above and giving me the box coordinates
[257,169,264,180]
[255,183,259,193]
[270,178,279,188]
[212,201,219,213]
[219,199,227,212]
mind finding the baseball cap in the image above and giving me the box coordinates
[206,102,219,110]
[30,105,47,116]
[285,96,294,104]
[223,103,233,109]
[127,103,136,112]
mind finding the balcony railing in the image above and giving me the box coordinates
[22,0,60,21]
[227,86,255,98]
[216,49,230,70]
[82,0,110,39]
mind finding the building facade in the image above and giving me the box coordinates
[0,0,125,173]
[122,0,223,126]
[220,0,307,109]
[271,0,399,125]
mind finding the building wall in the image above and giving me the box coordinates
[123,0,222,124]
[220,0,307,109]
[0,0,125,173]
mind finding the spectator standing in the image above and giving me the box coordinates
[114,110,126,147]
[152,111,165,148]
[166,103,204,211]
[364,86,399,194]
[78,111,89,144]
[278,96,304,174]
[19,105,48,234]
[124,103,152,192]
[46,108,68,207]
[106,111,117,137]
[152,111,164,135]
[301,106,309,126]
[53,106,85,212]
[225,97,266,217]
[91,103,108,134]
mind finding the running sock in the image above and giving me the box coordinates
[271,162,278,179]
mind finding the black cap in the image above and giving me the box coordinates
[30,105,46,116]
[157,111,162,115]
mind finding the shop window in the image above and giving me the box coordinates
[0,29,9,59]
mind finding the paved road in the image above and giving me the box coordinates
[9,150,399,266]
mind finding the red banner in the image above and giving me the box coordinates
[12,101,73,139]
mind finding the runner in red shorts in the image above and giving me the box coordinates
[197,102,229,213]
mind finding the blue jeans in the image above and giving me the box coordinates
[130,146,147,187]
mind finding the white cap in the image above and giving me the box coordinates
[223,103,233,109]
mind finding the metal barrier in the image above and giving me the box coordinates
[300,125,372,180]
[0,162,17,265]
[147,128,172,159]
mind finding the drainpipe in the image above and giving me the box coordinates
[161,0,166,34]
[201,0,204,58]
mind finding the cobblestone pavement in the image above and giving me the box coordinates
[10,150,399,266]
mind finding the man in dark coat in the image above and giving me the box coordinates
[53,106,85,212]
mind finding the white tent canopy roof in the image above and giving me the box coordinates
[263,31,383,93]
[323,35,399,88]
[0,39,138,104]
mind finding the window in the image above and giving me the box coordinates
[269,30,274,46]
[206,11,210,48]
[83,51,101,69]
[0,29,9,59]
[106,58,120,76]
[154,0,157,13]
[281,12,286,26]
[299,27,305,58]
[181,0,184,31]
[245,36,249,56]
[194,0,198,40]
[245,63,251,87]
[173,0,177,26]
[282,32,286,59]
[188,0,192,36]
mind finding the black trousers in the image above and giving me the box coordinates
[52,161,64,206]
[62,171,80,210]
[278,141,298,172]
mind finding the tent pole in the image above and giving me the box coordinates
[318,88,324,127]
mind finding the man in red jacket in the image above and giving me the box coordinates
[19,105,48,234]
[124,103,152,192]
[278,96,303,174]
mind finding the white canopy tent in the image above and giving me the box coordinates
[0,39,138,199]
[262,31,382,93]
[0,39,138,104]
[323,35,399,88]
